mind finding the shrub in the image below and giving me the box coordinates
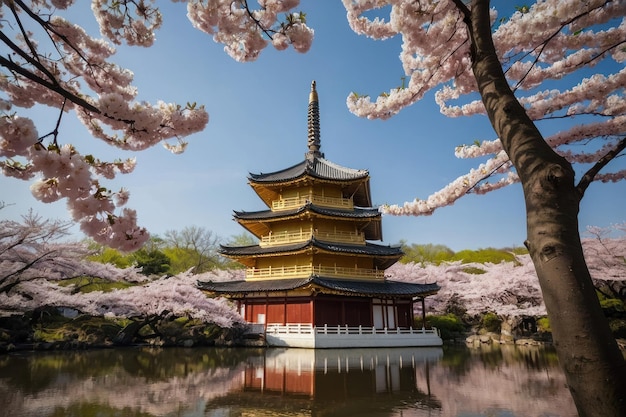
[600,298,624,312]
[537,316,551,333]
[416,313,467,340]
[608,319,626,339]
[480,312,502,333]
[462,266,486,274]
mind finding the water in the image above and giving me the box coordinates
[0,344,577,417]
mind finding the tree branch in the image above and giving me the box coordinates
[0,55,101,113]
[576,137,626,199]
[450,0,471,21]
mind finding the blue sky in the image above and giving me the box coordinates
[1,1,624,251]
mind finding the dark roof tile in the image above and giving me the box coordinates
[249,158,368,183]
[197,276,439,297]
[234,204,380,220]
[219,239,402,257]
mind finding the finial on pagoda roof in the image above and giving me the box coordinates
[307,80,323,159]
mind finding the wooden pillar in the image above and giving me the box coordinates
[421,298,426,328]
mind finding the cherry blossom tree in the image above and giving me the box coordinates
[0,1,311,252]
[0,210,146,297]
[6,271,243,322]
[582,222,626,301]
[388,229,625,319]
[0,213,245,344]
[335,2,625,415]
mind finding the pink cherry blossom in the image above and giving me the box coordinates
[339,0,626,216]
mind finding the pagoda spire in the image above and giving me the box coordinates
[307,80,323,159]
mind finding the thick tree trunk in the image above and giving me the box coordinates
[466,2,626,416]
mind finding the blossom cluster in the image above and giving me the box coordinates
[186,0,313,62]
[343,0,626,216]
[0,1,210,250]
[3,273,244,328]
[0,212,148,297]
[381,150,515,216]
[0,213,242,327]
[387,228,625,317]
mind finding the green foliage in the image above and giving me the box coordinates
[415,313,467,340]
[600,298,624,311]
[163,247,201,274]
[86,245,133,268]
[33,328,67,342]
[399,243,527,266]
[537,317,551,333]
[451,248,518,264]
[400,242,455,265]
[462,266,486,274]
[163,226,225,273]
[32,313,123,345]
[481,312,502,333]
[131,248,171,276]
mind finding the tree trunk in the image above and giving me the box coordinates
[466,1,626,416]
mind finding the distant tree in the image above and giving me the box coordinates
[225,232,257,247]
[219,233,257,269]
[450,248,519,264]
[399,242,455,265]
[131,248,171,276]
[86,242,133,269]
[163,226,223,274]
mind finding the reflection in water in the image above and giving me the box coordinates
[0,344,577,417]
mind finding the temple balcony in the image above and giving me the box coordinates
[314,230,365,245]
[259,230,311,247]
[272,194,353,211]
[259,229,365,247]
[246,265,384,280]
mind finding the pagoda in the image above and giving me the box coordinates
[198,82,442,348]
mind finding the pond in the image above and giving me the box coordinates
[0,344,577,417]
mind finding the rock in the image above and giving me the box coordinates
[515,338,541,346]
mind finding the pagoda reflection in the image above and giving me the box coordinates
[205,347,443,416]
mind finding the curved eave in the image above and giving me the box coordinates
[197,276,440,299]
[219,239,402,269]
[249,176,372,208]
[248,158,372,207]
[249,158,369,183]
[233,204,382,240]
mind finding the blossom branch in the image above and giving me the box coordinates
[577,136,626,198]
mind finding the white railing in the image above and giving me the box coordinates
[266,323,314,334]
[246,265,385,280]
[264,323,440,336]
